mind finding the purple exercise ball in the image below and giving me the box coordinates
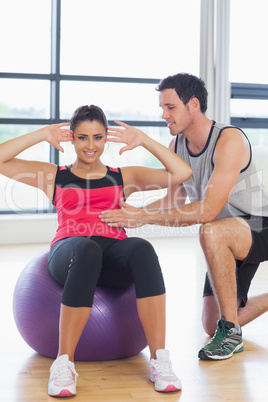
[13,250,147,361]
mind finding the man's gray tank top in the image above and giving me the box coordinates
[175,121,268,219]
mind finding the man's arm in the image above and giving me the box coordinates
[140,137,187,210]
[100,128,250,228]
[142,183,187,211]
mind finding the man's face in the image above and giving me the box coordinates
[159,88,191,136]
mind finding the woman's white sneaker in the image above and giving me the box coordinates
[48,354,78,397]
[149,349,182,392]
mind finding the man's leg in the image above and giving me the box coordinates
[238,294,268,325]
[199,217,252,325]
[198,217,252,360]
[202,294,268,337]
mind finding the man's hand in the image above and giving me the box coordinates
[99,199,145,228]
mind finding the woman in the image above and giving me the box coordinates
[0,105,192,397]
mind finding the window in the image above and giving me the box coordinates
[0,125,50,212]
[60,81,162,122]
[230,0,268,142]
[0,0,51,74]
[60,0,200,79]
[0,79,51,119]
[0,0,200,214]
[229,0,268,85]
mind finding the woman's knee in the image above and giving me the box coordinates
[124,238,161,275]
[50,237,103,283]
[73,237,102,260]
[122,237,157,261]
[123,237,154,251]
[68,238,103,280]
[124,238,165,297]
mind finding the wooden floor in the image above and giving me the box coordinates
[1,235,268,402]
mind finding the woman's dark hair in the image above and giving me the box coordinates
[156,73,208,113]
[70,105,108,132]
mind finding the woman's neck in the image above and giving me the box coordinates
[70,159,107,179]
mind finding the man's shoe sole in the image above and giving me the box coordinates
[198,342,244,361]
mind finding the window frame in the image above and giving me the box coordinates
[1,0,267,214]
[0,0,165,214]
[230,82,268,129]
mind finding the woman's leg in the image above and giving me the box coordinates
[48,237,103,361]
[99,237,166,359]
[136,294,166,359]
[97,236,181,392]
[58,305,91,362]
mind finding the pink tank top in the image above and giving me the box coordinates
[50,165,127,247]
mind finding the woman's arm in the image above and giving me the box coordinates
[0,123,73,200]
[107,121,192,197]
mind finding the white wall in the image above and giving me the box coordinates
[0,214,199,245]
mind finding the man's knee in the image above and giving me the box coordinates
[202,295,220,336]
[199,222,217,249]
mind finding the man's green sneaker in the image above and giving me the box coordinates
[198,316,244,361]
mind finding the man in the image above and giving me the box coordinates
[100,73,268,361]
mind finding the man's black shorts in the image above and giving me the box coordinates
[203,215,268,307]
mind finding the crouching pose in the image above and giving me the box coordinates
[100,73,268,362]
[0,105,192,397]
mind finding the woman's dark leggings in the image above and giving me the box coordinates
[48,236,166,308]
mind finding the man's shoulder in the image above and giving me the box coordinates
[169,137,177,151]
[214,121,244,135]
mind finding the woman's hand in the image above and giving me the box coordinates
[43,123,74,153]
[0,122,73,193]
[106,121,145,155]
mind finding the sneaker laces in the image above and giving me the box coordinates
[209,316,230,345]
[154,359,173,376]
[53,362,78,384]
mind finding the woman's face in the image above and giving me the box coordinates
[73,120,106,164]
